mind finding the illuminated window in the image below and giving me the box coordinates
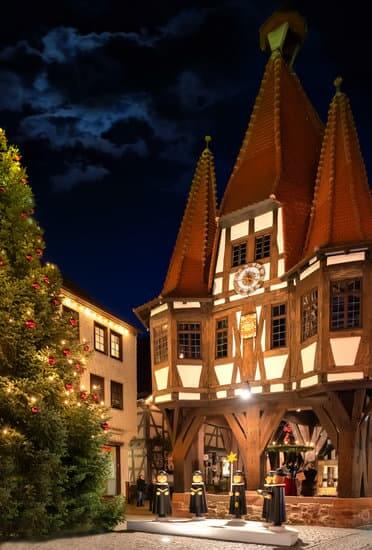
[111,381,123,410]
[90,374,104,402]
[232,242,247,267]
[331,279,362,330]
[271,304,287,348]
[110,330,123,360]
[255,234,271,260]
[177,323,201,359]
[301,289,318,341]
[215,318,228,358]
[154,323,168,364]
[94,322,107,353]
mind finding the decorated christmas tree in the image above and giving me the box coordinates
[0,129,124,537]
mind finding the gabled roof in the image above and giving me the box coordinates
[161,138,217,298]
[219,52,323,269]
[305,78,372,256]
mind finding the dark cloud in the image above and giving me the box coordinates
[51,162,109,191]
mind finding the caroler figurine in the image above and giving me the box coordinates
[229,470,247,519]
[152,470,172,519]
[265,468,287,528]
[189,470,208,518]
[257,470,275,525]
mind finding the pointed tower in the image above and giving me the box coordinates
[219,9,323,270]
[305,78,372,255]
[162,137,217,297]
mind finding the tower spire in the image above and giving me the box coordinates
[162,138,217,297]
[305,79,372,255]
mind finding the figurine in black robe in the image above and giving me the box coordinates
[229,470,247,519]
[189,470,208,517]
[257,471,275,523]
[268,468,287,527]
[152,471,172,518]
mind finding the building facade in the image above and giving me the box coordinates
[135,8,372,498]
[61,285,137,497]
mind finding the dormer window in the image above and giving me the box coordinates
[255,234,271,261]
[232,242,247,267]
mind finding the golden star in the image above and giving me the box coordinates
[227,452,238,463]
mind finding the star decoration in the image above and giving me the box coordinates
[227,452,238,463]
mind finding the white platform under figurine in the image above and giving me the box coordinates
[127,518,298,547]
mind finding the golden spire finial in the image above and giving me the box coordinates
[334,76,343,94]
[204,135,212,149]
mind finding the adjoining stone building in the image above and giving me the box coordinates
[62,283,137,497]
[135,5,372,521]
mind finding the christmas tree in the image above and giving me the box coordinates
[0,129,124,537]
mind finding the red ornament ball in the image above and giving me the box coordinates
[74,362,82,371]
[92,393,99,402]
[0,187,5,193]
[36,248,43,257]
[43,275,50,284]
[83,344,90,352]
[80,391,88,401]
[26,254,33,262]
[52,298,61,307]
[63,348,71,357]
[69,318,78,327]
[32,281,41,290]
[20,211,28,220]
[101,422,110,431]
[31,406,40,414]
[25,319,37,329]
[48,356,56,366]
[65,383,73,392]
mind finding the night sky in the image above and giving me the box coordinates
[0,1,371,329]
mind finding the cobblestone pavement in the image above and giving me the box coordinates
[2,524,372,549]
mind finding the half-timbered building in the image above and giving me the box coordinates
[135,8,372,499]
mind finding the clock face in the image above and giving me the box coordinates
[233,263,265,295]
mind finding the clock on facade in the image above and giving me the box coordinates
[233,263,266,295]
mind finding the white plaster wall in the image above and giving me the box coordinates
[327,372,364,382]
[216,228,226,273]
[154,366,169,390]
[177,364,203,387]
[216,390,227,398]
[173,301,200,309]
[270,383,284,392]
[155,393,172,403]
[213,277,223,295]
[214,298,225,306]
[151,303,168,316]
[261,320,266,352]
[215,363,234,385]
[251,386,263,394]
[231,221,249,241]
[326,251,365,266]
[301,342,317,373]
[255,211,273,232]
[179,392,200,400]
[264,355,287,380]
[277,258,285,277]
[277,208,284,254]
[330,337,361,366]
[300,375,318,388]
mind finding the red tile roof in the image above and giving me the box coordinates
[220,53,323,270]
[305,80,372,256]
[161,139,217,297]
